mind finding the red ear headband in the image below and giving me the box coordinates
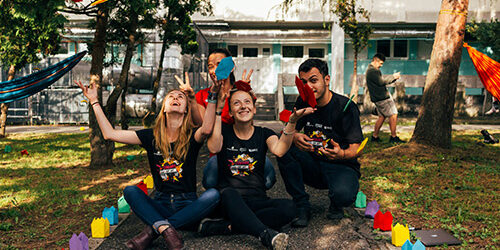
[233,80,256,100]
[295,76,317,107]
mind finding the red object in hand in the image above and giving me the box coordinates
[234,80,252,92]
[373,210,393,231]
[279,109,292,123]
[20,149,29,156]
[295,76,317,107]
[137,181,148,195]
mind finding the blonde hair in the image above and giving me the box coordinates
[153,89,195,161]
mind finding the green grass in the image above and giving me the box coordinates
[0,130,498,249]
[0,133,149,249]
[359,130,500,249]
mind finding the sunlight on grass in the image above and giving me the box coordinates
[80,171,138,191]
[83,194,105,202]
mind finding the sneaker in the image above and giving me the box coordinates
[389,136,405,143]
[291,208,310,227]
[197,218,231,236]
[326,207,344,220]
[260,229,289,250]
[371,136,381,142]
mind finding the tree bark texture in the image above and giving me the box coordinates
[106,11,138,120]
[89,7,114,168]
[411,0,469,148]
[349,50,359,99]
[0,65,16,137]
[144,33,168,126]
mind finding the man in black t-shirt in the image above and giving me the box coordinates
[277,59,364,227]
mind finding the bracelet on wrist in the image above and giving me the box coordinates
[207,91,217,102]
[207,99,217,104]
[215,111,222,116]
[282,129,294,135]
[91,101,99,106]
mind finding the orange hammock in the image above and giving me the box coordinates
[464,43,500,100]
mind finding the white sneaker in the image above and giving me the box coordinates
[271,232,289,250]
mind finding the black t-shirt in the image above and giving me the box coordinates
[217,124,276,199]
[136,128,202,194]
[294,91,363,173]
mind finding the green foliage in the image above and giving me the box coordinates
[466,19,500,61]
[0,0,67,69]
[331,0,373,55]
[158,0,213,55]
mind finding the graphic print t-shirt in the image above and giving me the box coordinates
[217,125,276,199]
[294,91,364,174]
[136,129,202,194]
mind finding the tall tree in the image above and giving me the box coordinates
[280,0,372,98]
[411,0,469,148]
[106,0,157,130]
[0,0,67,137]
[144,0,212,126]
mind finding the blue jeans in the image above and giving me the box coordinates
[277,145,360,211]
[123,186,220,233]
[203,155,276,190]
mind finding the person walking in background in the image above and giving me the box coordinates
[365,53,405,143]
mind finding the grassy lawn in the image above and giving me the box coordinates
[0,133,149,249]
[360,130,499,249]
[0,130,498,249]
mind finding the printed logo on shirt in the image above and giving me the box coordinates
[156,158,183,182]
[228,153,257,176]
[308,130,331,149]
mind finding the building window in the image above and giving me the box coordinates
[57,42,69,54]
[283,46,303,58]
[309,48,325,58]
[393,40,408,58]
[376,40,408,58]
[228,45,238,57]
[263,48,271,56]
[376,40,391,57]
[243,48,258,57]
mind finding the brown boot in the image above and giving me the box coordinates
[161,226,184,250]
[125,226,159,250]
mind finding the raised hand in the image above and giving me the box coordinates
[289,107,315,123]
[74,79,98,103]
[241,69,254,83]
[175,72,195,99]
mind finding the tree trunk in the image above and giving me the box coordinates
[0,65,16,137]
[349,50,359,99]
[88,7,114,168]
[106,11,138,122]
[410,0,469,148]
[144,31,168,126]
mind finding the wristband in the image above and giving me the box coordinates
[91,101,99,106]
[207,91,217,102]
[207,99,217,104]
[282,129,294,135]
[215,111,222,116]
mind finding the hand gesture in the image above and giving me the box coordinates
[74,79,98,103]
[293,133,314,152]
[217,90,229,110]
[175,72,195,99]
[241,69,253,83]
[318,140,343,160]
[289,107,315,123]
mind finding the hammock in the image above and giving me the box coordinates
[0,51,87,103]
[464,43,500,100]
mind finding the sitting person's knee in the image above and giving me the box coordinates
[123,185,143,200]
[330,187,357,208]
